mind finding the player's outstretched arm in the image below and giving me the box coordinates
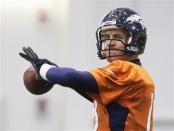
[39,64,99,93]
[19,47,99,100]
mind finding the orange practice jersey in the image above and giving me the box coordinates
[88,60,155,131]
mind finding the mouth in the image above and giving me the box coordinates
[101,48,125,58]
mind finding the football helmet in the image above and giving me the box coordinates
[96,8,147,59]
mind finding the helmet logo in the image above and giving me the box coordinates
[126,14,145,29]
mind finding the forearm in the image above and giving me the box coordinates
[40,64,99,93]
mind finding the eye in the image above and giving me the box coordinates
[113,34,124,40]
[114,35,127,43]
[101,34,109,40]
[117,36,124,40]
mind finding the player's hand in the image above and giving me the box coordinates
[19,47,57,80]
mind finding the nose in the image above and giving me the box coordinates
[106,39,116,47]
[103,40,115,50]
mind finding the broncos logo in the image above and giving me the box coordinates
[126,14,145,29]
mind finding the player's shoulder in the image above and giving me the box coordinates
[104,60,153,81]
[105,60,142,73]
[91,60,143,80]
[91,59,151,80]
[91,60,142,75]
[108,60,154,85]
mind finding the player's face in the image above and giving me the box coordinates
[100,28,130,62]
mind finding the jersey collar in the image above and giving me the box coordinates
[130,59,141,66]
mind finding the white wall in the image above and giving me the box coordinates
[0,0,174,131]
[0,0,2,129]
[0,0,71,130]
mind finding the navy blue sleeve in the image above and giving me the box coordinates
[46,67,99,93]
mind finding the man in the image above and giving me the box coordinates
[20,8,155,131]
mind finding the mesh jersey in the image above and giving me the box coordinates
[88,60,155,131]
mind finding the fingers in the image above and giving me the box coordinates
[20,47,41,78]
[22,47,35,60]
[22,47,39,62]
[19,52,32,62]
[27,47,39,60]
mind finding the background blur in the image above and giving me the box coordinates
[0,0,173,131]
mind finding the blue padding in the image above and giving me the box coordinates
[46,67,98,93]
[106,102,129,131]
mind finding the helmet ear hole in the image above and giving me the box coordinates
[127,33,132,44]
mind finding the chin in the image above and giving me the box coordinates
[106,57,117,62]
[106,56,124,62]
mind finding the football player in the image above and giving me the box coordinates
[19,8,155,131]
